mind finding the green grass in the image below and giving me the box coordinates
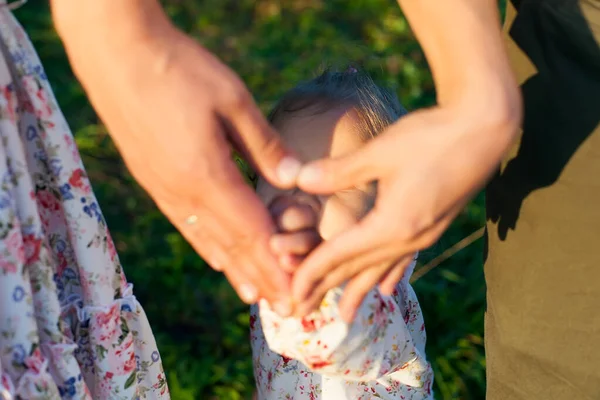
[14,1,503,398]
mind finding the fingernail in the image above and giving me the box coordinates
[272,298,292,317]
[277,157,301,185]
[239,283,258,303]
[298,165,322,185]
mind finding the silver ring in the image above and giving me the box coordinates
[3,0,27,10]
[185,214,198,225]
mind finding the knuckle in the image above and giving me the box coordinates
[393,214,435,243]
[394,221,419,242]
[415,229,441,250]
[224,240,247,265]
[259,134,284,158]
[222,83,251,111]
[169,149,217,185]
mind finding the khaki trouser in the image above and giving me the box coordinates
[485,0,600,398]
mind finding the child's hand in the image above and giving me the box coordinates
[268,194,322,273]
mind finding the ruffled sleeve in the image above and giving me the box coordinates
[258,261,431,387]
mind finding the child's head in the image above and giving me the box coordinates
[257,68,407,239]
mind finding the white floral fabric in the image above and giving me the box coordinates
[251,260,434,400]
[0,5,169,399]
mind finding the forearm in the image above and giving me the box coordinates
[50,0,176,89]
[398,0,520,121]
[50,0,170,50]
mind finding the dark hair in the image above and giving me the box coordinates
[268,67,407,140]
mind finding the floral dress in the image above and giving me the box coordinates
[0,3,169,399]
[251,259,434,400]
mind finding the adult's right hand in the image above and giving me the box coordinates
[51,0,301,314]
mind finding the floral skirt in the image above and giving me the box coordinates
[0,4,169,400]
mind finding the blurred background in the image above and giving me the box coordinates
[17,1,505,398]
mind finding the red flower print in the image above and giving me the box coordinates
[2,85,16,122]
[1,373,13,392]
[56,251,68,276]
[281,354,292,366]
[5,230,25,265]
[0,260,17,274]
[306,355,332,370]
[35,88,53,118]
[24,347,45,373]
[301,317,316,332]
[387,299,395,313]
[22,234,42,265]
[93,303,121,346]
[69,168,89,192]
[249,314,257,330]
[22,99,34,114]
[36,189,60,212]
[123,349,136,374]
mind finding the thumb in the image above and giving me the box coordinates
[297,140,380,195]
[226,93,301,189]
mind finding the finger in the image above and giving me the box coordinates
[222,90,301,188]
[195,156,291,301]
[293,246,397,317]
[297,139,381,194]
[222,267,259,304]
[379,255,415,296]
[201,242,230,272]
[268,195,298,216]
[279,254,304,273]
[276,205,319,232]
[270,230,321,256]
[269,194,321,232]
[169,207,231,273]
[156,116,292,303]
[338,265,391,322]
[378,265,405,296]
[294,259,395,318]
[292,212,395,301]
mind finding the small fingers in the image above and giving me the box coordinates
[270,231,321,256]
[278,205,319,232]
[269,195,321,232]
[278,254,304,273]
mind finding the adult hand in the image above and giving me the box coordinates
[290,0,523,322]
[293,102,521,321]
[51,0,301,313]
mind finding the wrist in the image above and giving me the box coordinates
[447,77,522,145]
[51,0,175,70]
